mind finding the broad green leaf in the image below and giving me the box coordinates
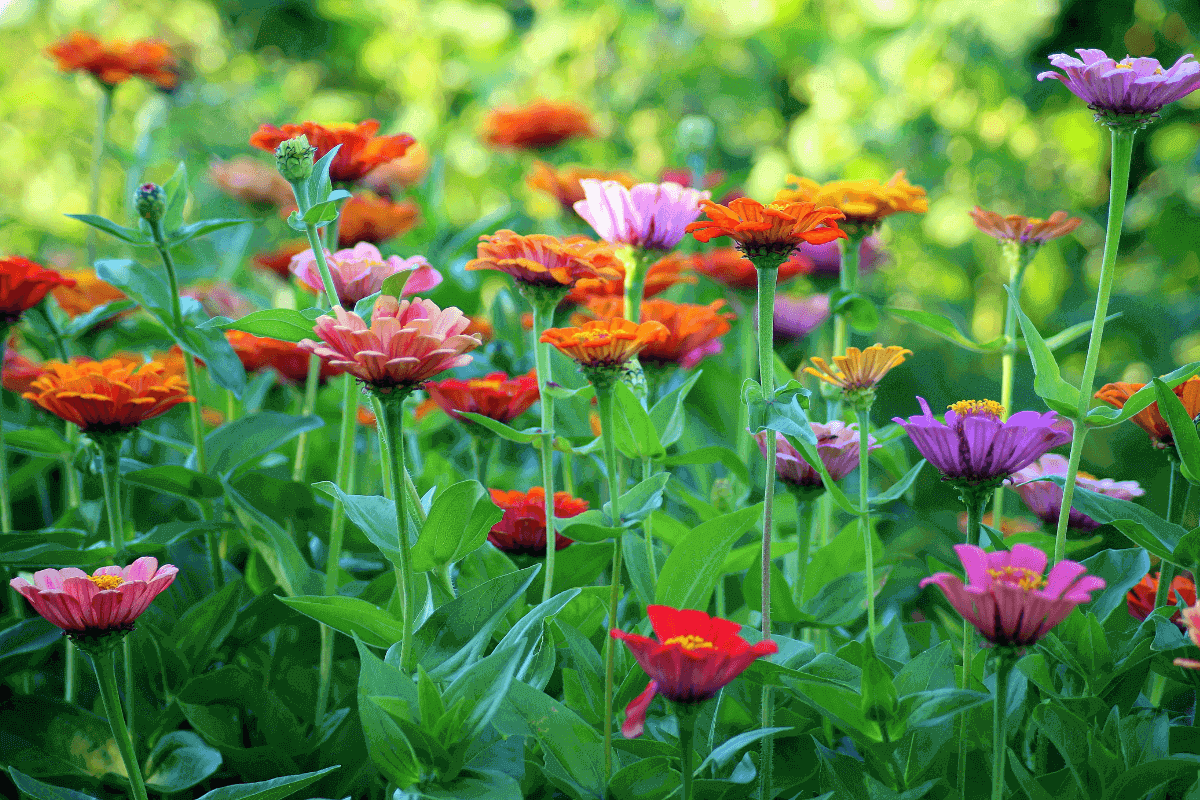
[4,427,71,458]
[355,638,423,788]
[168,218,248,246]
[868,460,926,507]
[314,482,404,569]
[459,412,541,443]
[900,688,990,729]
[411,480,503,572]
[197,411,324,477]
[1081,548,1151,622]
[60,300,136,337]
[1044,314,1119,352]
[161,161,188,231]
[1153,378,1200,485]
[554,510,627,543]
[280,595,405,648]
[205,308,323,343]
[505,680,605,797]
[1048,477,1186,566]
[611,380,663,459]
[123,465,223,500]
[304,144,343,207]
[656,503,763,609]
[0,618,60,666]
[743,561,804,622]
[301,199,342,225]
[830,290,880,333]
[1086,362,1200,427]
[7,768,99,800]
[608,757,680,798]
[605,472,671,526]
[888,307,1004,353]
[1006,286,1081,416]
[145,731,223,793]
[194,767,339,800]
[648,370,702,448]
[696,727,790,773]
[64,214,148,245]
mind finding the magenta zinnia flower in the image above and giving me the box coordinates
[1037,49,1200,119]
[291,242,442,305]
[921,543,1104,649]
[753,422,876,494]
[574,180,710,251]
[299,296,481,393]
[11,557,177,636]
[1010,453,1144,531]
[772,293,830,341]
[893,398,1072,488]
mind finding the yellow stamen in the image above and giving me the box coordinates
[948,399,1004,419]
[89,575,124,590]
[986,566,1046,592]
[466,379,505,391]
[570,330,612,344]
[663,634,715,651]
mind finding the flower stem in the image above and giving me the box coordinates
[826,232,864,416]
[91,649,149,800]
[97,436,136,748]
[292,354,324,481]
[992,242,1026,527]
[529,296,559,603]
[596,382,624,787]
[86,84,113,266]
[735,294,757,474]
[373,396,392,499]
[623,248,648,323]
[855,405,876,649]
[1154,462,1181,610]
[303,223,342,312]
[1051,126,1136,565]
[641,456,656,578]
[991,653,1015,800]
[677,704,697,800]
[379,395,415,672]
[960,488,986,800]
[754,262,778,800]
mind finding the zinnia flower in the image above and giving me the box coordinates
[335,193,421,246]
[250,120,415,184]
[1010,453,1144,531]
[465,230,623,289]
[481,100,595,150]
[424,370,540,424]
[24,358,194,433]
[46,32,177,90]
[564,253,694,306]
[610,605,778,738]
[1094,378,1200,449]
[799,236,884,277]
[1127,572,1196,631]
[753,422,876,495]
[540,319,669,370]
[574,180,710,251]
[773,294,830,341]
[0,257,76,324]
[291,242,442,306]
[893,398,1073,488]
[252,242,308,280]
[1174,603,1200,670]
[1037,50,1200,122]
[575,298,734,369]
[299,297,481,394]
[776,171,928,230]
[804,344,911,395]
[51,270,126,319]
[686,198,848,260]
[526,161,638,210]
[3,347,41,395]
[362,143,431,195]
[921,543,1104,649]
[208,156,295,207]
[688,247,813,290]
[487,487,588,555]
[969,208,1082,246]
[227,330,343,384]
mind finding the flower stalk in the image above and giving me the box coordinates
[95,434,137,748]
[993,241,1027,526]
[855,404,876,648]
[623,248,649,322]
[524,287,566,602]
[991,651,1016,800]
[595,380,625,786]
[958,487,988,800]
[91,649,150,800]
[380,394,416,672]
[1153,461,1181,610]
[676,703,698,800]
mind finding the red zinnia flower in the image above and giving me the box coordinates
[251,241,308,280]
[249,120,415,184]
[227,330,343,384]
[610,605,778,737]
[46,32,178,90]
[1127,572,1197,631]
[425,370,540,424]
[0,257,76,324]
[481,100,595,150]
[487,487,588,555]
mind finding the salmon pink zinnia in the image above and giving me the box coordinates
[291,242,441,306]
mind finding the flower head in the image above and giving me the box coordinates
[299,297,481,395]
[969,207,1082,246]
[921,543,1104,649]
[804,344,911,402]
[686,198,848,261]
[227,330,344,384]
[776,171,927,230]
[465,230,623,289]
[487,487,588,555]
[1094,378,1200,449]
[1037,49,1200,124]
[3,347,41,394]
[526,161,638,210]
[1127,572,1196,631]
[575,298,733,369]
[1175,603,1200,670]
[0,257,76,324]
[754,422,877,495]
[481,100,595,150]
[24,358,193,433]
[893,397,1072,488]
[611,605,778,737]
[565,253,694,306]
[291,242,441,306]
[362,143,431,195]
[250,120,415,184]
[335,193,421,246]
[1010,453,1144,531]
[688,247,814,290]
[540,319,669,371]
[50,270,127,319]
[773,293,830,341]
[252,242,309,280]
[425,370,540,424]
[208,156,295,207]
[46,32,177,90]
[574,180,710,251]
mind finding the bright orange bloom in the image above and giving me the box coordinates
[3,347,42,394]
[526,161,638,210]
[565,252,695,306]
[362,143,431,195]
[0,257,76,323]
[686,198,847,259]
[208,157,295,207]
[464,315,493,342]
[1095,378,1200,448]
[465,230,623,288]
[687,247,814,290]
[776,171,927,228]
[956,512,1041,538]
[249,120,415,184]
[51,270,127,318]
[487,487,589,554]
[46,32,177,90]
[251,241,308,280]
[425,370,540,424]
[575,298,734,368]
[805,344,912,392]
[226,330,343,384]
[24,358,194,433]
[1127,571,1197,630]
[357,405,378,427]
[969,207,1082,245]
[481,100,595,150]
[541,319,669,368]
[335,193,421,246]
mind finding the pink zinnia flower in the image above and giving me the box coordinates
[574,180,710,251]
[299,296,481,393]
[1010,453,1144,531]
[753,422,876,493]
[1173,603,1200,670]
[291,242,442,305]
[772,293,830,341]
[921,543,1104,649]
[1037,49,1200,119]
[11,557,177,636]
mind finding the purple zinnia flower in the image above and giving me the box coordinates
[1010,453,1144,531]
[921,543,1104,649]
[772,293,829,341]
[753,422,876,494]
[574,180,710,251]
[797,235,884,277]
[1037,49,1200,119]
[892,398,1072,488]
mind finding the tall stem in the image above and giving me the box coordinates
[596,383,624,787]
[826,232,864,417]
[641,457,656,577]
[292,354,324,481]
[97,437,136,747]
[303,223,341,314]
[379,396,415,672]
[1051,127,1136,565]
[992,243,1026,528]
[960,489,986,800]
[623,248,648,323]
[529,296,559,603]
[754,263,778,800]
[91,649,149,800]
[734,294,756,473]
[795,497,814,610]
[677,705,696,800]
[1154,462,1181,610]
[86,85,113,266]
[855,405,876,648]
[991,654,1014,800]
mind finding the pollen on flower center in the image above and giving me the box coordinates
[571,330,613,344]
[663,634,715,651]
[948,399,1004,420]
[986,566,1046,592]
[89,575,124,590]
[466,379,504,391]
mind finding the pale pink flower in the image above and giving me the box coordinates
[290,242,442,305]
[1173,603,1200,670]
[11,557,177,635]
[753,421,876,492]
[1037,49,1200,118]
[1010,453,1144,531]
[574,180,710,251]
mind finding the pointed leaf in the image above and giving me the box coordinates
[656,503,764,609]
[193,767,339,800]
[1086,362,1200,427]
[1006,286,1081,416]
[888,307,1004,352]
[1153,378,1200,485]
[411,480,503,572]
[64,214,148,245]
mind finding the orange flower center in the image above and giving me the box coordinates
[89,575,124,590]
[663,634,716,651]
[466,379,505,391]
[948,399,1004,420]
[986,566,1046,592]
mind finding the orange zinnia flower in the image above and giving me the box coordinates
[481,100,595,150]
[805,344,912,392]
[487,486,589,555]
[208,157,295,207]
[565,252,695,306]
[249,120,415,184]
[227,330,343,384]
[526,161,638,210]
[464,315,493,342]
[1127,571,1197,630]
[687,247,814,290]
[24,358,194,433]
[776,171,927,229]
[465,230,623,289]
[575,298,734,369]
[541,319,669,369]
[46,32,177,90]
[3,347,42,395]
[0,257,76,324]
[252,242,308,280]
[362,143,431,196]
[424,370,540,424]
[335,192,421,246]
[357,405,378,427]
[969,207,1082,245]
[686,198,847,260]
[51,270,126,318]
[1095,378,1200,448]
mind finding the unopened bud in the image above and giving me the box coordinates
[135,183,166,225]
[676,115,715,154]
[275,135,316,183]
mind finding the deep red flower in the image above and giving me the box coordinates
[1127,572,1197,631]
[424,370,539,424]
[0,257,76,324]
[487,487,588,555]
[249,120,415,184]
[610,605,778,737]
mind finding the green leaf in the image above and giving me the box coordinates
[555,511,627,543]
[145,731,223,793]
[193,767,339,800]
[458,412,541,443]
[611,381,663,459]
[656,503,763,609]
[206,308,323,343]
[888,307,1004,352]
[4,427,71,458]
[505,680,605,797]
[658,445,749,487]
[1086,362,1200,427]
[697,727,790,773]
[59,300,136,337]
[304,144,343,207]
[829,290,880,333]
[176,321,248,396]
[1103,759,1200,800]
[1081,548,1151,622]
[314,482,405,569]
[1047,477,1186,566]
[411,480,503,572]
[1154,378,1200,485]
[608,757,680,798]
[0,618,61,666]
[606,472,671,526]
[198,411,324,477]
[168,218,250,246]
[1044,314,1120,352]
[648,370,702,448]
[302,199,342,225]
[280,595,406,648]
[64,214,149,245]
[7,768,99,800]
[123,465,224,500]
[1006,286,1081,416]
[355,638,423,788]
[900,688,990,729]
[161,161,188,232]
[868,460,925,507]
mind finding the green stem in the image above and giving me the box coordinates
[1052,126,1136,565]
[641,457,656,578]
[469,432,487,485]
[1153,462,1181,610]
[623,248,648,322]
[373,396,392,499]
[960,489,986,800]
[827,232,864,415]
[678,705,696,800]
[0,335,10,534]
[292,354,324,481]
[795,498,814,609]
[303,223,341,311]
[992,242,1026,528]
[379,396,415,672]
[991,654,1014,800]
[735,295,756,473]
[97,437,136,747]
[36,309,84,509]
[64,640,78,703]
[855,405,876,649]
[529,297,559,603]
[91,649,149,800]
[86,85,113,266]
[596,383,624,788]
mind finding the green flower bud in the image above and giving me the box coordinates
[275,135,316,183]
[676,115,715,154]
[134,183,167,225]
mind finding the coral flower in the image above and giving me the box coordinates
[893,398,1073,488]
[1037,50,1200,121]
[688,247,814,290]
[773,293,830,341]
[208,157,295,207]
[1094,378,1200,449]
[565,253,694,306]
[540,319,669,369]
[1175,603,1200,670]
[335,193,421,246]
[576,298,734,369]
[362,143,431,195]
[24,358,194,433]
[51,270,126,319]
[11,557,178,638]
[0,257,76,324]
[804,344,911,393]
[686,198,848,260]
[250,120,415,184]
[465,230,623,289]
[921,543,1104,649]
[227,330,343,384]
[487,487,589,555]
[46,32,177,90]
[611,605,778,738]
[1127,572,1196,631]
[754,422,877,495]
[291,242,442,306]
[481,99,595,150]
[3,347,42,394]
[526,161,638,210]
[1010,453,1144,531]
[776,171,928,229]
[574,180,710,251]
[299,297,481,394]
[969,207,1082,246]
[252,241,308,280]
[424,370,540,424]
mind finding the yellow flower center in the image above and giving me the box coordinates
[89,575,124,590]
[948,399,1004,420]
[467,379,505,391]
[986,566,1046,592]
[571,330,613,344]
[663,634,715,651]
